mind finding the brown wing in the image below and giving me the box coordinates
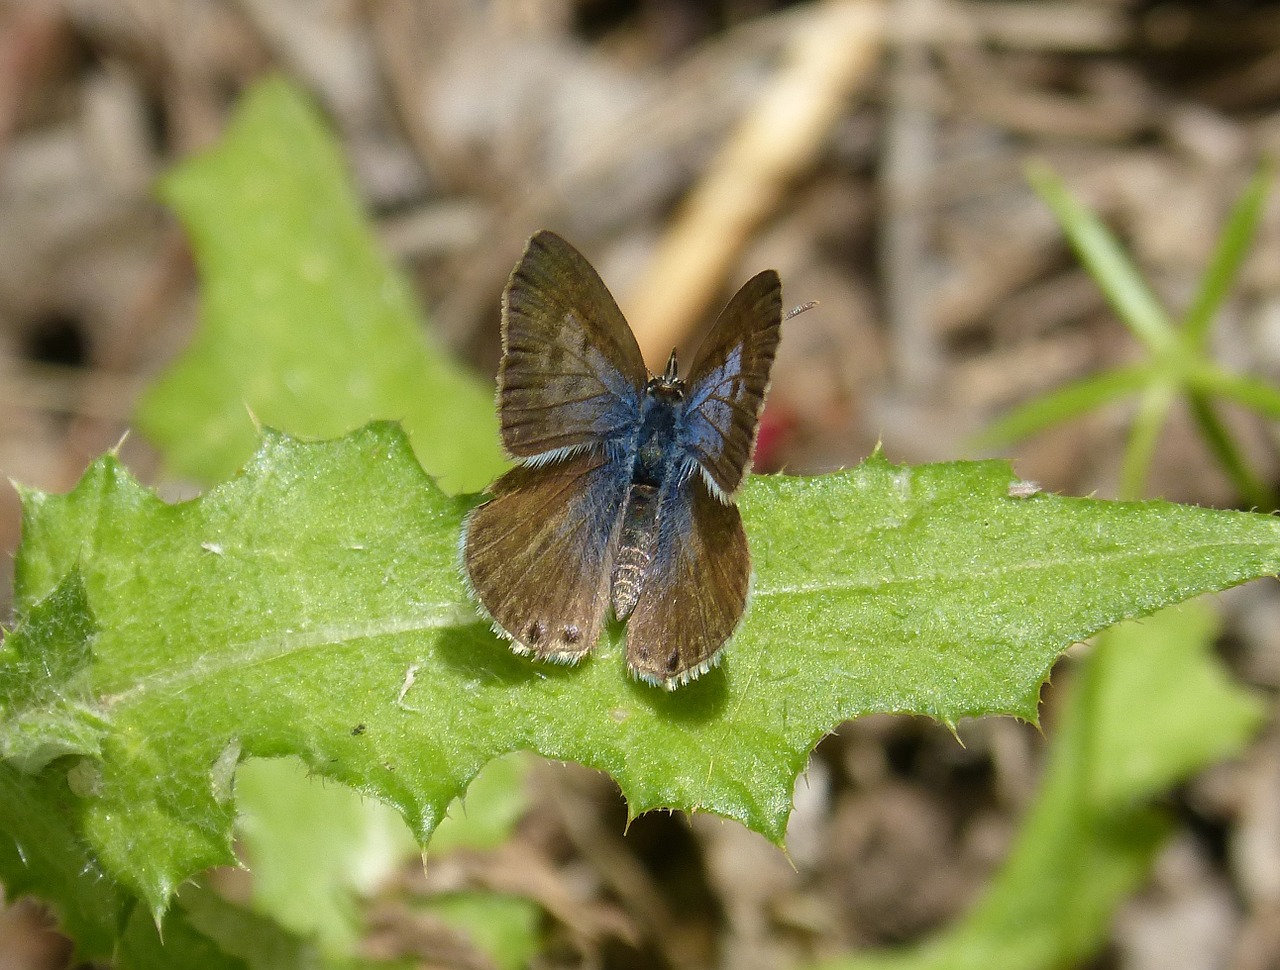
[681,270,783,497]
[462,450,628,663]
[624,479,750,689]
[499,231,648,459]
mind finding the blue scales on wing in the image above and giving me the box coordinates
[681,270,783,497]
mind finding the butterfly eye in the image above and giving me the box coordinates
[562,624,582,645]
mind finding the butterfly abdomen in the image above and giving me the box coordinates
[611,483,658,620]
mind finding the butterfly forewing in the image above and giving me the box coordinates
[463,450,629,662]
[500,232,648,459]
[625,479,750,688]
[681,270,783,496]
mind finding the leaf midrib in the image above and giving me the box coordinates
[99,606,480,709]
[753,535,1279,599]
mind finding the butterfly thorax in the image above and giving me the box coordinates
[610,362,690,620]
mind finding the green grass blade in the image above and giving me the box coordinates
[1187,392,1277,511]
[1119,382,1176,500]
[1195,367,1280,421]
[973,364,1151,449]
[0,761,132,959]
[1027,162,1175,353]
[1182,166,1272,351]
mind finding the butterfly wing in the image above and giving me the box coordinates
[625,478,750,688]
[500,231,648,459]
[463,450,628,662]
[681,270,783,496]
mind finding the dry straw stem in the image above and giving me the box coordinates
[625,0,885,364]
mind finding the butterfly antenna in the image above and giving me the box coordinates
[664,347,679,380]
[785,300,818,322]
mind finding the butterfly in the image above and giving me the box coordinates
[462,230,783,689]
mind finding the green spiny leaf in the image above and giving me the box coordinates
[0,760,130,959]
[0,641,309,969]
[8,423,1280,924]
[137,77,504,494]
[0,569,106,771]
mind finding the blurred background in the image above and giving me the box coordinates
[2,0,1280,967]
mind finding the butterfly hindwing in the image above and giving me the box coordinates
[500,231,648,459]
[625,477,750,688]
[463,450,629,663]
[681,270,783,496]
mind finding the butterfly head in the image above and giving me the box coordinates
[646,347,685,402]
